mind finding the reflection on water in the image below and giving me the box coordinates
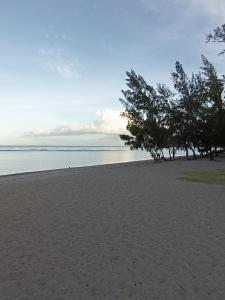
[0,147,151,176]
[100,148,149,165]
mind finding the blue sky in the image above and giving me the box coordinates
[0,0,224,145]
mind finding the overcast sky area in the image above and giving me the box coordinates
[0,0,224,146]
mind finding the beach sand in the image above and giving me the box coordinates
[0,159,225,299]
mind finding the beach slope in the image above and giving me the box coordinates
[0,159,225,299]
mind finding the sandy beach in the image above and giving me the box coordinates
[0,159,225,299]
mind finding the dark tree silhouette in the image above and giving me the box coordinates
[206,24,225,55]
[119,71,173,159]
[172,56,225,158]
[119,57,225,160]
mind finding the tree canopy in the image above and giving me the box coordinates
[206,24,225,55]
[119,56,225,159]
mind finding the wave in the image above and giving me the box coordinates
[0,146,128,152]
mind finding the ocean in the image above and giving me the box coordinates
[0,146,151,176]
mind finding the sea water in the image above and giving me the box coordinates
[0,146,151,176]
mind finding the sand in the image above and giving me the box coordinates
[0,159,225,299]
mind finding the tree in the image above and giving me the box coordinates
[119,70,173,159]
[120,58,225,160]
[200,55,225,151]
[206,24,225,55]
[172,56,225,157]
[171,61,203,158]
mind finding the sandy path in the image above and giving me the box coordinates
[0,159,225,299]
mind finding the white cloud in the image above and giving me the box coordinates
[43,30,70,40]
[24,109,128,137]
[141,0,225,21]
[38,48,82,78]
[44,61,76,78]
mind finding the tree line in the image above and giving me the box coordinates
[119,24,225,160]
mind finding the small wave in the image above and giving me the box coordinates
[0,146,128,152]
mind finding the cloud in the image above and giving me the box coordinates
[141,0,225,21]
[24,109,128,137]
[43,30,70,40]
[38,48,82,78]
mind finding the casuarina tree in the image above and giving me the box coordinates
[119,70,173,159]
[206,24,225,55]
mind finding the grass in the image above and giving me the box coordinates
[181,169,225,186]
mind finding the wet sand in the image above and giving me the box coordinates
[0,159,225,299]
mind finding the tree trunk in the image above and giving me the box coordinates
[185,147,189,160]
[190,146,197,159]
[209,148,214,160]
[172,147,175,160]
[161,150,165,161]
[169,149,172,160]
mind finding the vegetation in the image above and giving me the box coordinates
[119,56,225,160]
[119,24,225,160]
[181,169,225,186]
[206,24,225,55]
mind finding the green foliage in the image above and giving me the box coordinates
[181,169,225,186]
[119,71,173,158]
[120,57,225,159]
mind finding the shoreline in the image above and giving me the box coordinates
[0,159,153,179]
[0,153,224,179]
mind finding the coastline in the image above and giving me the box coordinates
[0,159,153,179]
[0,146,151,176]
[0,153,223,179]
[1,159,225,299]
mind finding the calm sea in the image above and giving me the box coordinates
[0,146,151,176]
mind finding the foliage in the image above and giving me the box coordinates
[119,56,225,159]
[206,24,225,55]
[119,71,173,158]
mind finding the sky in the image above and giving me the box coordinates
[0,0,224,146]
